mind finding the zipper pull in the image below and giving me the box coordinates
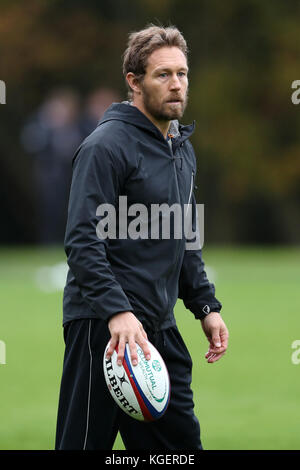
[187,171,194,206]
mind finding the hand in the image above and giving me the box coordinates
[106,311,151,367]
[201,312,229,364]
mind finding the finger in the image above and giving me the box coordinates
[207,337,227,354]
[206,353,216,362]
[220,332,229,350]
[207,351,226,363]
[117,338,126,366]
[137,336,151,361]
[212,330,222,349]
[207,345,227,354]
[141,328,148,340]
[208,354,225,363]
[137,321,148,340]
[205,346,227,358]
[128,338,138,366]
[142,331,148,341]
[106,336,118,359]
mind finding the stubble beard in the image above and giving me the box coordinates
[141,84,188,123]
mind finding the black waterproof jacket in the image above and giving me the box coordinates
[63,102,222,330]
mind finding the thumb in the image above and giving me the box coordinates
[212,331,221,348]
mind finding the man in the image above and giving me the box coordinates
[55,25,229,450]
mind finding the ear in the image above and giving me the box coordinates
[126,72,142,96]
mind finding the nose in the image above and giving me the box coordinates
[169,73,181,91]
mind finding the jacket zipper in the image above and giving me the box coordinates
[156,138,191,330]
[186,171,194,216]
[187,171,194,206]
[164,140,183,323]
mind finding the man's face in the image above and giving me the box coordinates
[139,46,188,122]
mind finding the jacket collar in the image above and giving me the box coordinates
[98,101,195,143]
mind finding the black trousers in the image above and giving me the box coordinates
[55,318,202,450]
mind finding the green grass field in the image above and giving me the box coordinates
[1,245,300,450]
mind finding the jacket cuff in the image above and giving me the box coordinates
[194,304,222,321]
[90,289,134,323]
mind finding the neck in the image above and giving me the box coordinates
[132,99,170,139]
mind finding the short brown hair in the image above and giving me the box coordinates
[123,24,188,99]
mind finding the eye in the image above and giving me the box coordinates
[178,71,186,77]
[159,72,168,78]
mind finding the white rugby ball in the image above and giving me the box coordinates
[103,340,170,421]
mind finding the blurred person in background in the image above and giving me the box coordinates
[80,87,121,137]
[21,88,82,244]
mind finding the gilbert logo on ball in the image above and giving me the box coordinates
[103,340,170,421]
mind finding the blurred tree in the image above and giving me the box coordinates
[0,0,299,243]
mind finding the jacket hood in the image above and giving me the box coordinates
[97,101,195,142]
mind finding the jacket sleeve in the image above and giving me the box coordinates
[178,192,222,320]
[64,138,134,322]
